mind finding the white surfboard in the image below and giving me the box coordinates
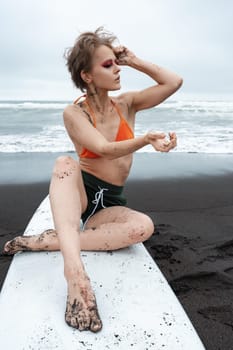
[0,196,205,349]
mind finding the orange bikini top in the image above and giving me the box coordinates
[73,96,134,159]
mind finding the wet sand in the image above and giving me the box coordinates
[1,153,233,349]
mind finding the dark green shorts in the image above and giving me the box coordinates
[81,171,127,226]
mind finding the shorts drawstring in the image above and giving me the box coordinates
[83,186,108,229]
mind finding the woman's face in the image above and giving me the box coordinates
[88,45,121,91]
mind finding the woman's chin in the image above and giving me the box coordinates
[111,84,121,91]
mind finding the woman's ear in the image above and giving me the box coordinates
[81,70,92,84]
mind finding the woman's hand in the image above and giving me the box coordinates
[114,46,136,66]
[147,131,177,152]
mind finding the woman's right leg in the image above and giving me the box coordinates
[45,156,101,332]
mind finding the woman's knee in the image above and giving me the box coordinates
[128,212,154,244]
[50,156,87,211]
[139,213,154,240]
[52,156,79,179]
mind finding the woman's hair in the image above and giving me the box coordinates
[65,27,117,92]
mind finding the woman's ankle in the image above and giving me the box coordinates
[64,261,85,280]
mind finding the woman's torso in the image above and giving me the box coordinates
[72,95,136,186]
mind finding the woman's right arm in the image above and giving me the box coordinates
[63,105,172,159]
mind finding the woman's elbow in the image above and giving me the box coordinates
[166,76,183,95]
[99,142,116,160]
[173,76,183,91]
[178,76,183,88]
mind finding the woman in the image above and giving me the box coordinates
[4,28,182,332]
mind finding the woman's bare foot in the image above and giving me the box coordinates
[3,237,31,255]
[80,274,102,332]
[65,270,102,332]
[3,230,102,332]
[2,229,58,255]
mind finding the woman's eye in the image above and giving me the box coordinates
[101,60,113,68]
[103,63,112,68]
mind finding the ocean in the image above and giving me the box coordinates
[0,98,233,154]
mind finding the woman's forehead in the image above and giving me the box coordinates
[92,45,115,62]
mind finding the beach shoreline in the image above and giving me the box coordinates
[1,153,233,349]
[1,151,233,184]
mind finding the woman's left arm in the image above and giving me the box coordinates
[115,46,183,112]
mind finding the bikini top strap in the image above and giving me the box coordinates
[73,95,96,127]
[82,98,97,127]
[74,96,125,126]
[73,94,86,105]
[110,99,124,120]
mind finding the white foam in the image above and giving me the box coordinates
[0,101,68,110]
[0,99,232,153]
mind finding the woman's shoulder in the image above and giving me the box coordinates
[63,103,82,120]
[111,91,138,117]
[111,91,135,121]
[111,91,136,108]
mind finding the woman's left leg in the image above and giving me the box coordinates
[3,207,154,253]
[81,206,154,250]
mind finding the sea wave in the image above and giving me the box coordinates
[0,101,68,110]
[0,99,232,154]
[1,99,233,114]
[0,131,232,153]
[155,100,233,114]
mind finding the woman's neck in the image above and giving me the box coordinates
[86,87,111,115]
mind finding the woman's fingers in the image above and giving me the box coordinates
[114,46,135,66]
[148,131,177,152]
[114,46,126,54]
[151,132,177,152]
[148,131,166,140]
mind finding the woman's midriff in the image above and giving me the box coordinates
[79,154,133,186]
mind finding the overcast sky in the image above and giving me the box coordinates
[0,0,232,100]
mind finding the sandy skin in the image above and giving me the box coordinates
[3,230,102,332]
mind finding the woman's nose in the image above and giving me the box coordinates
[114,62,121,73]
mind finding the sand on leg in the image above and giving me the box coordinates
[48,155,103,332]
[3,229,58,254]
[3,156,154,332]
[3,206,154,253]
